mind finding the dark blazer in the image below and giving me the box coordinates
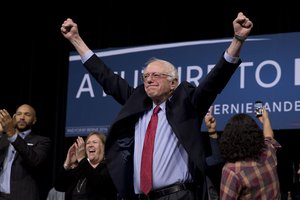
[0,132,51,200]
[54,158,117,200]
[83,53,241,199]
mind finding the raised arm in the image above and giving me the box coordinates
[204,106,223,166]
[257,107,274,138]
[61,18,91,57]
[227,12,253,57]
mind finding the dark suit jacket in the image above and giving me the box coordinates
[83,53,241,199]
[0,132,51,200]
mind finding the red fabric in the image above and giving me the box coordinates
[140,106,161,195]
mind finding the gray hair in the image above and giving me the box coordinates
[144,57,178,81]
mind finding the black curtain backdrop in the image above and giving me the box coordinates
[1,2,300,199]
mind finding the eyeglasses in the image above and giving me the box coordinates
[141,72,172,81]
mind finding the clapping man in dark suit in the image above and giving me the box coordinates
[0,104,51,200]
[61,12,253,200]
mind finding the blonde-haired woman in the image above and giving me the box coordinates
[54,132,117,200]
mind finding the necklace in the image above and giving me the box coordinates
[76,177,87,193]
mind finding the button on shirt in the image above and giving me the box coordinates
[0,130,30,193]
[134,102,192,193]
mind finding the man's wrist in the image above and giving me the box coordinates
[234,34,246,42]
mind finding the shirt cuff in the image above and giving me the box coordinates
[81,50,94,63]
[224,51,240,64]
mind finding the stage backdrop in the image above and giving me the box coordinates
[65,32,300,137]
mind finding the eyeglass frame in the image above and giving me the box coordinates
[141,72,173,82]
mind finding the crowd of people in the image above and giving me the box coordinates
[0,10,299,200]
[60,11,251,200]
[60,10,254,200]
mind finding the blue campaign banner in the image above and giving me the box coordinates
[66,32,300,137]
